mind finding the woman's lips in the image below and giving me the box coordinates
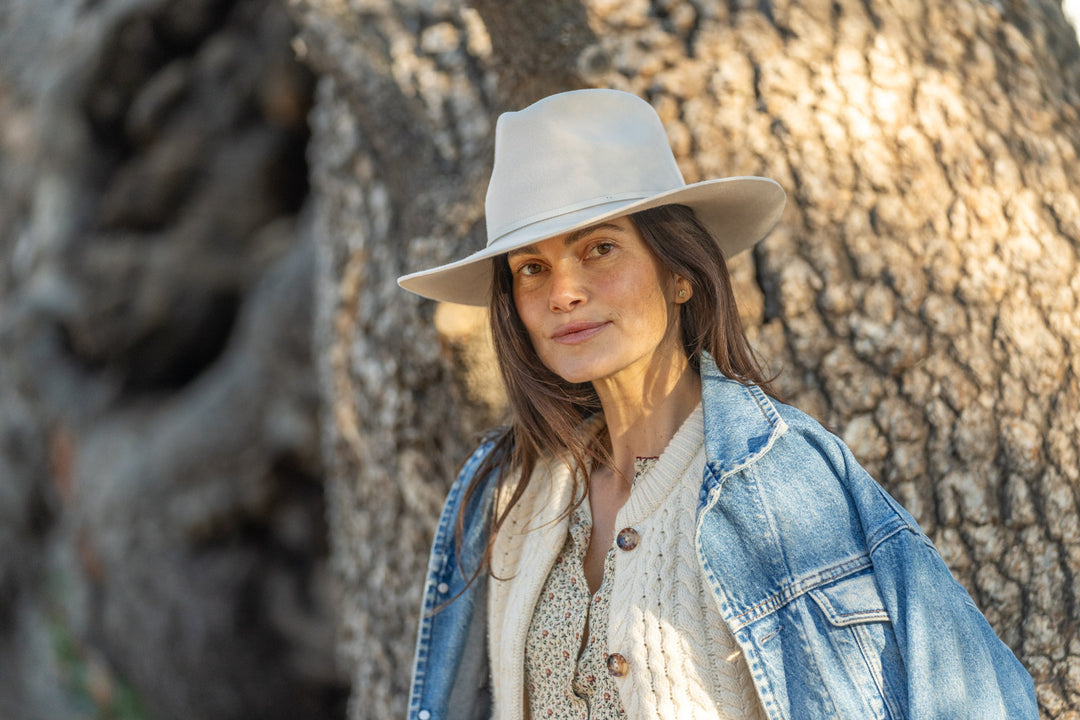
[552,321,609,344]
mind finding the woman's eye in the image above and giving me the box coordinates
[592,241,615,256]
[517,262,543,276]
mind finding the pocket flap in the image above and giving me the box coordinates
[808,571,891,627]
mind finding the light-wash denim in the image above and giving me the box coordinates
[407,354,1039,720]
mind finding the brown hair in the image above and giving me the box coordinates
[452,203,777,587]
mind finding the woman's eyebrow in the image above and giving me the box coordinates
[507,244,539,259]
[507,223,626,259]
[565,222,624,245]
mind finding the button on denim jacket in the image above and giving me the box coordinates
[407,354,1038,720]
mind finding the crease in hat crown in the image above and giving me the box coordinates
[397,88,786,306]
[484,89,683,246]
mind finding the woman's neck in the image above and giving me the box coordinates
[592,350,702,487]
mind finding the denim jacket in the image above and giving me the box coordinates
[407,355,1038,720]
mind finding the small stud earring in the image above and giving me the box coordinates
[678,289,687,298]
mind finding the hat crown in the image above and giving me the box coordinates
[485,90,685,247]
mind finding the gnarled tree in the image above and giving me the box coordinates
[0,0,345,718]
[290,0,1080,718]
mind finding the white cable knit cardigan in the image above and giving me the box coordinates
[488,406,766,720]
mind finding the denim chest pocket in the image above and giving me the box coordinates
[808,570,890,626]
[803,570,907,720]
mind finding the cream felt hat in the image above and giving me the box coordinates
[397,89,785,306]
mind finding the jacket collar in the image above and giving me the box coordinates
[699,352,788,486]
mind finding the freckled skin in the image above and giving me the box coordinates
[508,216,680,386]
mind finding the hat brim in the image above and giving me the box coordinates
[397,176,785,306]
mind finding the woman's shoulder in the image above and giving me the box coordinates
[459,433,502,472]
[437,430,508,520]
[761,397,928,534]
[771,399,841,443]
[759,398,868,475]
[698,377,873,488]
[451,429,508,489]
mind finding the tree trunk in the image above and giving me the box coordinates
[291,0,1080,717]
[0,0,346,718]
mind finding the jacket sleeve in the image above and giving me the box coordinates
[836,441,1040,719]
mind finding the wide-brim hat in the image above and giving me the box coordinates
[398,89,786,306]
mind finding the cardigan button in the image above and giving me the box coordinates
[616,527,639,551]
[606,652,629,677]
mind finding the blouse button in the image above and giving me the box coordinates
[606,652,629,677]
[436,582,450,595]
[616,527,639,551]
[418,711,431,720]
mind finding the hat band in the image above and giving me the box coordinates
[487,190,674,247]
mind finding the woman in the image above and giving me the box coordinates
[397,89,1037,720]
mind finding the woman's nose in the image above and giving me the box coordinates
[548,264,586,312]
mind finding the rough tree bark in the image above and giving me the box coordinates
[292,0,1080,718]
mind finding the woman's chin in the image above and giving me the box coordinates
[553,369,597,385]
[545,360,606,386]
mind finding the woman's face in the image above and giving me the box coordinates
[506,215,686,386]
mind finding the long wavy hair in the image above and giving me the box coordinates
[453,203,778,585]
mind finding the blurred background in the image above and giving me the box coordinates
[0,0,340,718]
[1,1,1078,719]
